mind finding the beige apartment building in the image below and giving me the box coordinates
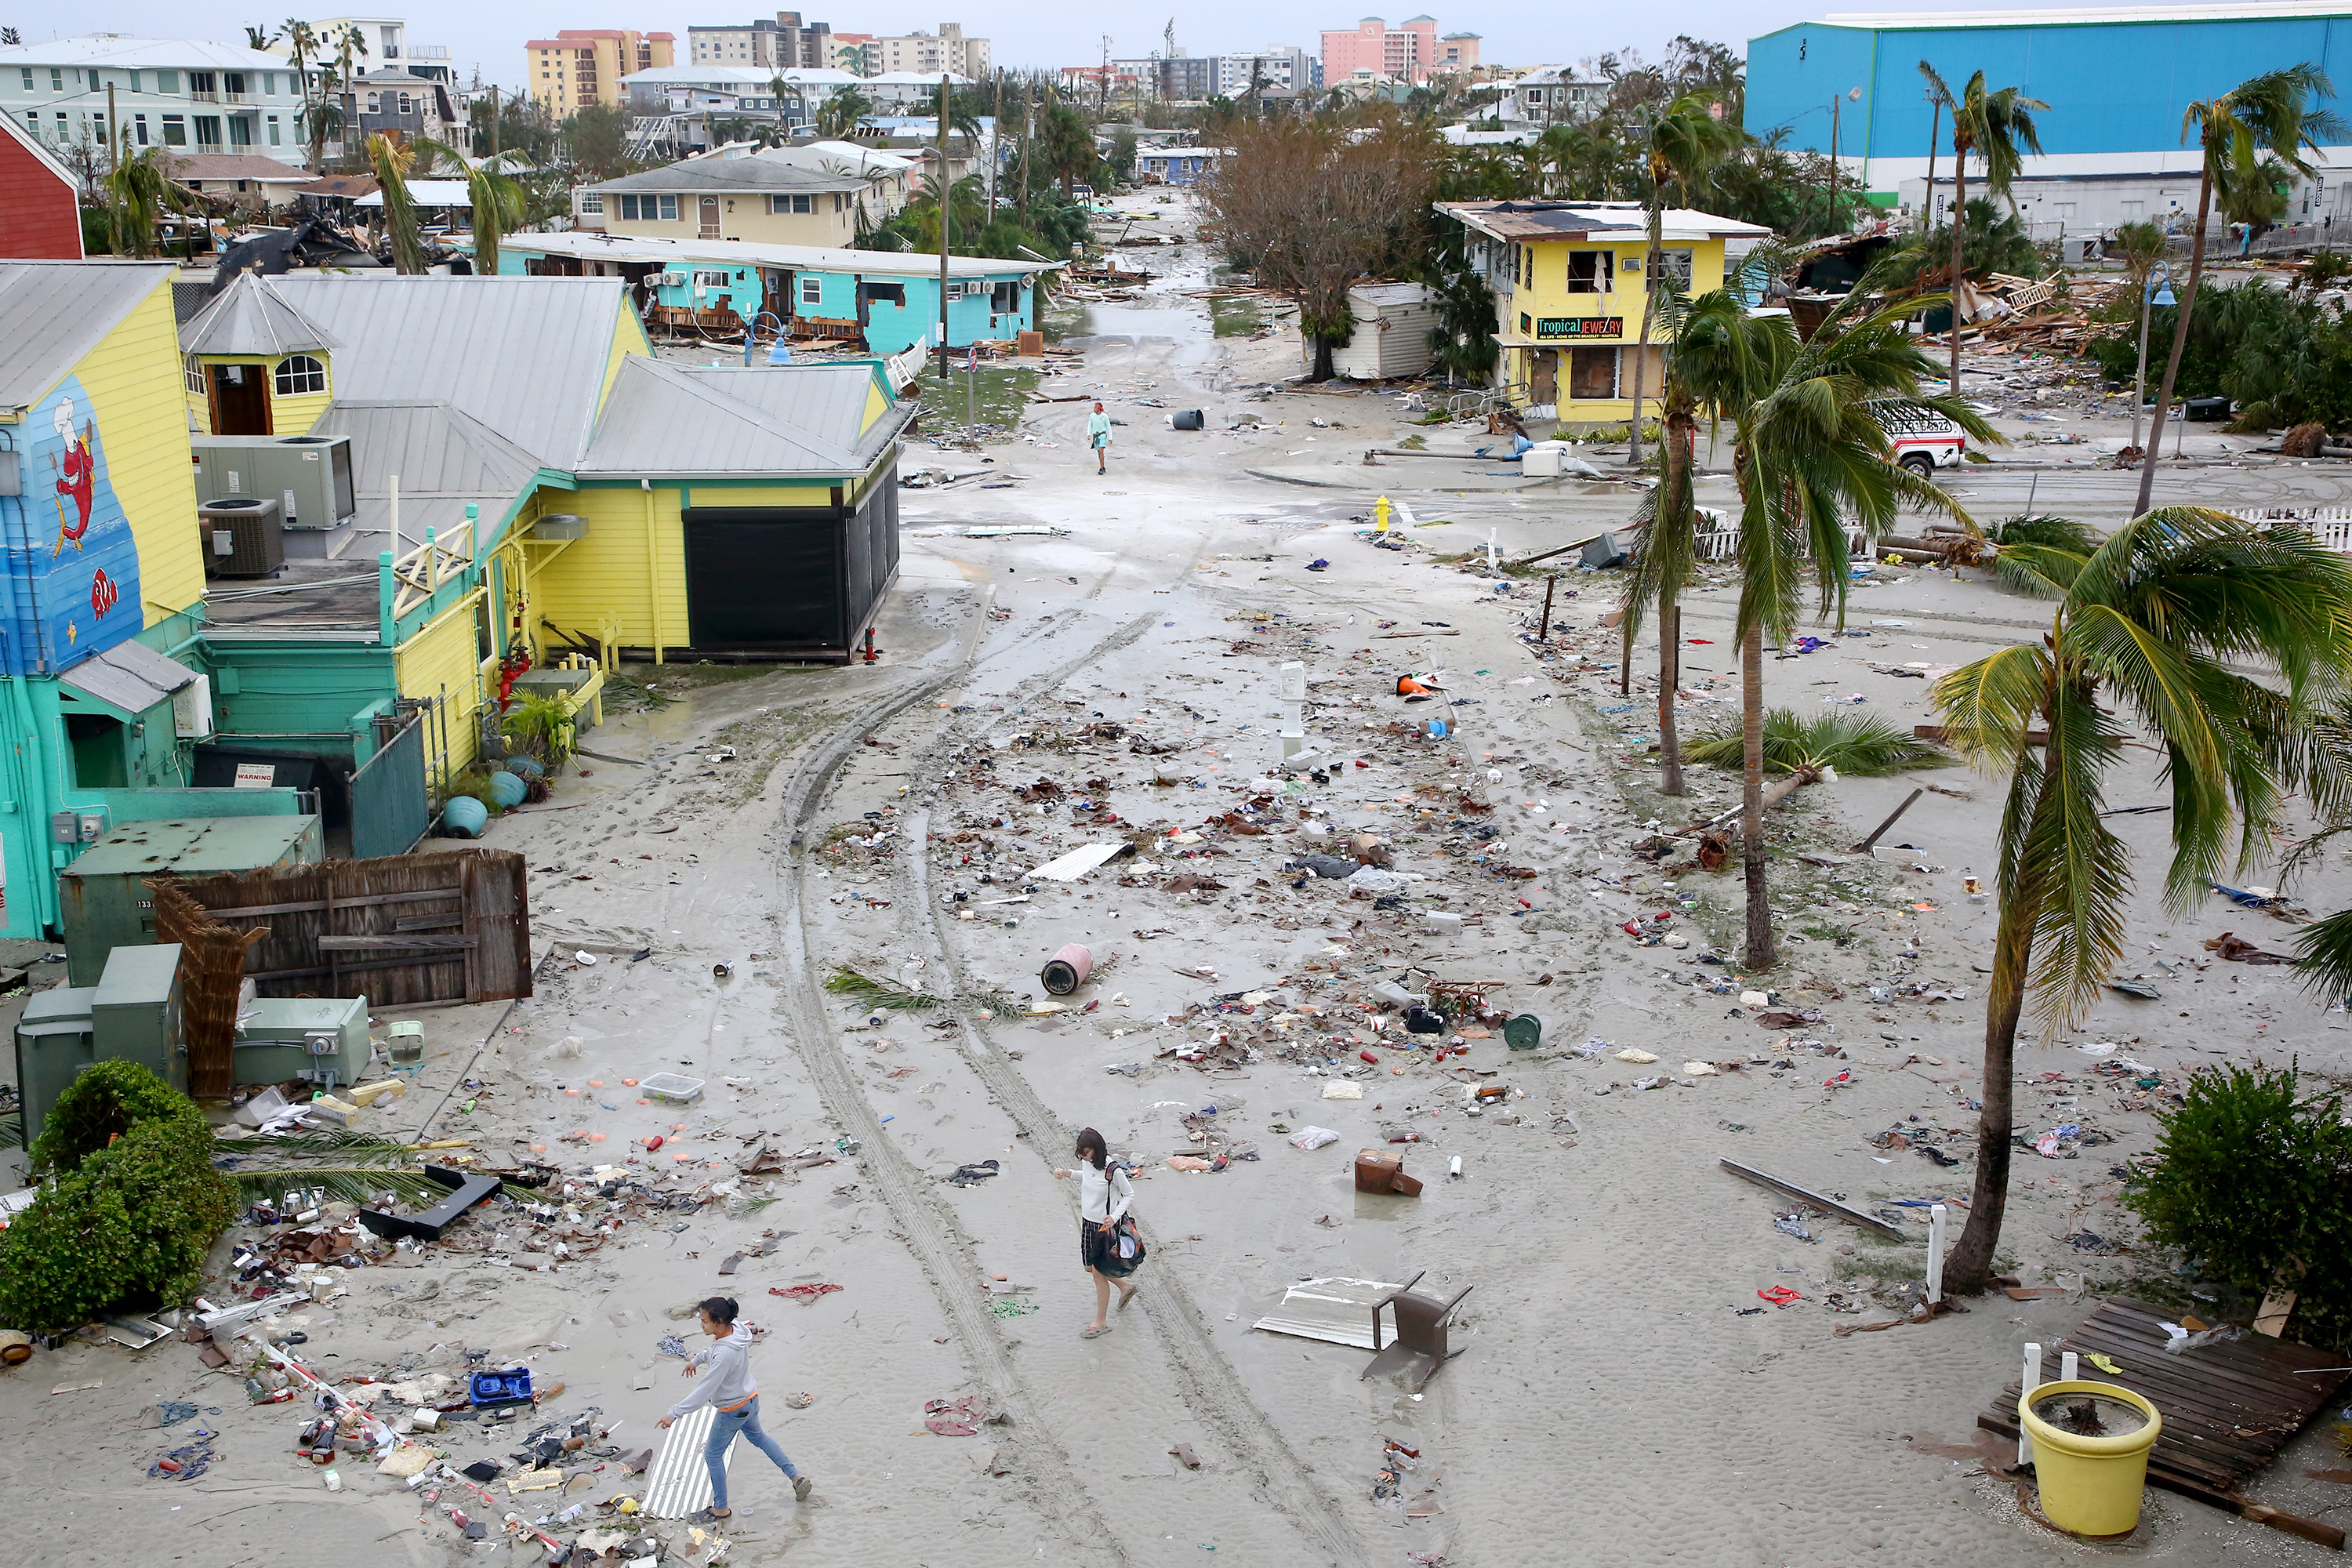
[825,23,987,78]
[525,29,675,114]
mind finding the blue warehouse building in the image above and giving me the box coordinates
[1748,2,2352,239]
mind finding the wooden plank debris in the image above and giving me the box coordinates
[1717,1157,1906,1240]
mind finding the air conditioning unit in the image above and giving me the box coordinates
[172,673,214,740]
[659,270,688,287]
[197,495,284,579]
[191,434,356,531]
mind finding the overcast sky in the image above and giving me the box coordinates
[48,2,2082,86]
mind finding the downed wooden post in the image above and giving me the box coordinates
[1851,787,1925,854]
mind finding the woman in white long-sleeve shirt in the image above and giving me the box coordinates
[655,1296,811,1522]
[1053,1126,1141,1338]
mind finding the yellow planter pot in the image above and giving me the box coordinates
[2020,1379,2162,1536]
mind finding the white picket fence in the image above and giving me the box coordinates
[1691,517,1871,563]
[2238,506,2352,555]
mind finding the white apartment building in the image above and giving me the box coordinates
[0,34,313,165]
[285,18,453,82]
[1212,47,1314,95]
[1501,65,1611,127]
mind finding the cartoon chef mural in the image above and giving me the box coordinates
[9,378,143,673]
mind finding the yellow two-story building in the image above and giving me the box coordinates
[1435,200,1771,428]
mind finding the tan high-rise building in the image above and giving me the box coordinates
[524,28,675,114]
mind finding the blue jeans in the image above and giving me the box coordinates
[704,1395,797,1509]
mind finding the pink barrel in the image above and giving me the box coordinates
[1040,943,1094,996]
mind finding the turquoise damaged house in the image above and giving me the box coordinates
[500,229,1060,353]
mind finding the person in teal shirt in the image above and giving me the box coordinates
[1087,402,1112,474]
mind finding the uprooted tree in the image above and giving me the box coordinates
[1198,112,1436,381]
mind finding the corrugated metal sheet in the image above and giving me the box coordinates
[0,261,174,411]
[576,359,906,477]
[57,639,197,716]
[643,1404,727,1518]
[269,277,628,469]
[178,272,339,358]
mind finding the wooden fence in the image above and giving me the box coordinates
[167,849,532,1008]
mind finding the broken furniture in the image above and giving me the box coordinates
[356,1164,499,1242]
[1361,1271,1474,1393]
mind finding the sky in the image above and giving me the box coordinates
[37,2,2131,88]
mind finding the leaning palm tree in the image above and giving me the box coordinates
[1698,290,1996,968]
[1918,64,2045,397]
[1626,91,1739,464]
[1930,510,2352,1294]
[2139,65,2344,513]
[816,86,875,138]
[365,132,429,275]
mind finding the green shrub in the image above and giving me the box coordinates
[2127,1065,2352,1352]
[0,1119,236,1333]
[27,1058,208,1174]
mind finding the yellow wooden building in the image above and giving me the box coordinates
[1434,200,1772,426]
[186,273,909,844]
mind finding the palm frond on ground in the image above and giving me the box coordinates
[1683,709,1951,775]
[210,1127,525,1210]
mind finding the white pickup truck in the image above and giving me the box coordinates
[1875,405,1968,476]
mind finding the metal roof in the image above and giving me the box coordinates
[575,360,906,478]
[308,401,543,506]
[1435,200,1773,244]
[0,34,296,70]
[58,638,197,717]
[0,261,175,413]
[178,271,339,357]
[267,276,630,470]
[586,158,866,195]
[167,154,315,184]
[352,180,473,207]
[510,227,1060,281]
[1816,1,2352,25]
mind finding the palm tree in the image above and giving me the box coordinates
[106,146,191,259]
[328,23,369,169]
[1917,64,2046,397]
[2138,67,2344,513]
[1929,510,2352,1294]
[282,19,319,169]
[1694,292,1995,968]
[816,86,874,138]
[2111,220,2169,452]
[1626,91,1739,463]
[463,155,527,277]
[365,133,428,274]
[1618,289,1746,796]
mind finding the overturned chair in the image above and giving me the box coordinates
[1360,1271,1474,1392]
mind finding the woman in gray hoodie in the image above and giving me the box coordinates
[657,1296,812,1522]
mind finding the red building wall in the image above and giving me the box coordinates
[0,125,84,260]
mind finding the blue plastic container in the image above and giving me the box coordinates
[487,770,528,809]
[442,795,488,837]
[500,754,545,780]
[470,1367,533,1408]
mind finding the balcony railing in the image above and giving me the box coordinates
[222,92,250,104]
[190,90,220,102]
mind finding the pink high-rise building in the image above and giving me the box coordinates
[1319,15,1439,85]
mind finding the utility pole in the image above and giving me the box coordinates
[989,66,1001,217]
[489,83,499,163]
[104,82,116,174]
[1100,35,1111,121]
[938,73,952,379]
[1827,93,1843,235]
[1018,78,1032,227]
[1922,94,1940,230]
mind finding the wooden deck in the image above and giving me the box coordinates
[1977,1297,2351,1526]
